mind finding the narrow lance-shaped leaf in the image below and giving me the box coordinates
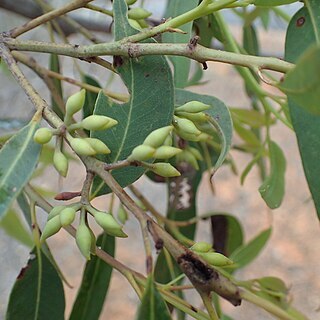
[91,0,174,196]
[284,3,320,219]
[163,0,198,88]
[0,121,41,220]
[259,141,286,209]
[175,89,233,173]
[0,208,33,247]
[69,234,115,320]
[135,275,172,320]
[253,0,298,6]
[230,228,272,269]
[6,249,65,320]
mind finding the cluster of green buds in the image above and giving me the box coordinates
[33,89,118,176]
[127,126,181,177]
[176,145,203,170]
[127,2,151,30]
[190,241,234,267]
[40,202,127,260]
[174,101,211,142]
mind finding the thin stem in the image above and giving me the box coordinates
[85,4,113,17]
[200,292,219,320]
[3,38,294,74]
[9,0,94,38]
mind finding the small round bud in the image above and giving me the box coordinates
[154,146,182,159]
[175,101,210,113]
[128,145,155,161]
[117,205,128,224]
[47,205,66,221]
[174,116,202,136]
[40,215,62,242]
[143,126,173,148]
[60,207,77,226]
[128,8,151,20]
[81,115,118,131]
[199,252,233,267]
[65,89,86,118]
[34,128,53,144]
[190,241,212,253]
[94,211,127,238]
[84,138,111,154]
[53,150,69,177]
[70,138,96,156]
[128,19,142,30]
[76,222,93,260]
[151,163,181,177]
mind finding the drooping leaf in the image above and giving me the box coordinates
[175,89,233,172]
[285,2,320,219]
[253,0,298,6]
[0,208,33,247]
[243,24,259,56]
[279,45,320,114]
[259,141,286,209]
[6,249,65,320]
[69,234,115,320]
[256,276,287,294]
[0,121,41,220]
[163,0,198,88]
[91,0,174,197]
[230,108,270,128]
[230,228,272,269]
[135,275,172,320]
[49,54,64,119]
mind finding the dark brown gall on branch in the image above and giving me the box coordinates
[113,55,124,68]
[188,35,200,50]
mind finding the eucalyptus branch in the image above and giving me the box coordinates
[3,38,294,73]
[9,0,94,38]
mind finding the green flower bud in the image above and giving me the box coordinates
[34,128,53,144]
[76,222,92,260]
[59,207,77,226]
[197,132,211,142]
[190,241,212,253]
[163,134,172,146]
[154,146,182,159]
[81,115,118,131]
[177,150,199,170]
[53,150,69,177]
[175,101,210,113]
[94,211,128,238]
[84,138,111,154]
[174,116,202,136]
[151,163,181,177]
[70,138,96,156]
[199,252,233,267]
[40,215,62,242]
[175,111,207,123]
[128,144,155,161]
[187,146,203,161]
[128,7,151,20]
[143,126,173,148]
[128,19,142,30]
[117,205,128,224]
[174,128,201,142]
[65,89,85,118]
[47,205,66,221]
[126,0,138,5]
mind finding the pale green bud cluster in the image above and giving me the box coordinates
[176,146,203,170]
[190,241,233,267]
[69,137,110,156]
[41,204,80,243]
[174,101,211,141]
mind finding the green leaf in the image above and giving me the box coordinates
[135,275,172,320]
[49,54,64,119]
[0,121,41,220]
[279,45,320,114]
[163,0,198,88]
[175,89,233,172]
[230,108,270,128]
[0,208,33,247]
[69,234,115,320]
[285,3,320,220]
[233,120,261,149]
[253,0,298,6]
[243,24,259,56]
[256,277,287,294]
[6,249,65,320]
[259,141,286,209]
[91,0,174,197]
[230,228,271,269]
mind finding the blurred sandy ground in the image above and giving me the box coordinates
[1,5,320,320]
